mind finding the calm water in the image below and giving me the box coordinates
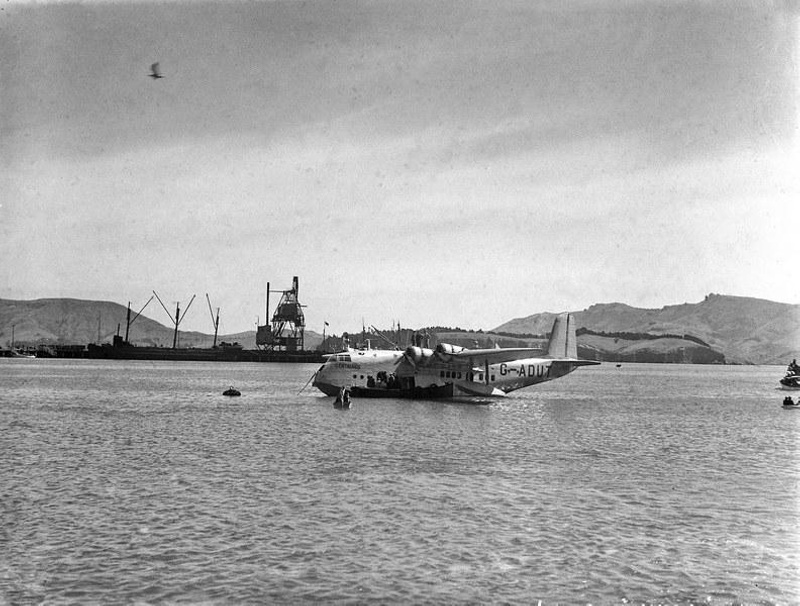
[1,359,798,605]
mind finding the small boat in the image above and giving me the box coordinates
[222,386,241,397]
[333,387,351,409]
[780,360,800,389]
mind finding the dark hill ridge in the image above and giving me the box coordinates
[493,294,799,365]
[0,298,323,350]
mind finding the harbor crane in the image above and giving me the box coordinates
[256,276,306,352]
[206,294,220,348]
[153,291,196,349]
[122,296,154,344]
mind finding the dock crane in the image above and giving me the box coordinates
[256,276,306,352]
[153,291,196,349]
[122,296,154,344]
[206,294,220,348]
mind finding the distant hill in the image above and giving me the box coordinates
[493,294,799,365]
[2,294,796,364]
[0,298,322,350]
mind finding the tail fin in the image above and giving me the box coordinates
[546,313,578,359]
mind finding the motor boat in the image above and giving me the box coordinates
[780,374,800,389]
[780,364,800,389]
[780,360,800,389]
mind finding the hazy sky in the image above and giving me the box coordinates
[2,0,798,334]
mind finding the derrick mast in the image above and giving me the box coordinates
[256,276,306,352]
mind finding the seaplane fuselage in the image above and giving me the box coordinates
[312,313,599,399]
[313,350,579,398]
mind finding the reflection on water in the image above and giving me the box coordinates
[1,360,798,604]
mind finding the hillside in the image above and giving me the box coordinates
[0,298,323,350]
[493,294,799,365]
[576,334,724,364]
[2,294,796,364]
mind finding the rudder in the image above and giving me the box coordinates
[546,313,577,359]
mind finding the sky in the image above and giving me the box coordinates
[1,0,798,335]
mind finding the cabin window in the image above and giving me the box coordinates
[478,373,483,381]
[457,372,461,379]
[440,371,445,378]
[491,375,496,381]
[352,374,357,379]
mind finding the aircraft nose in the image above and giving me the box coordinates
[313,365,328,383]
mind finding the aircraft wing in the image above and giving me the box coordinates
[439,347,544,366]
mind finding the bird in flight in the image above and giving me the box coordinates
[148,63,164,79]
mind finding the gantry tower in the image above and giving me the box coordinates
[256,276,306,351]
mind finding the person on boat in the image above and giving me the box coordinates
[783,396,795,406]
[789,359,800,375]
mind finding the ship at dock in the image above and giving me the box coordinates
[85,339,323,363]
[85,276,324,363]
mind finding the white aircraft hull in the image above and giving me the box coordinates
[311,313,599,400]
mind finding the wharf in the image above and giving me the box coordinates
[65,343,324,363]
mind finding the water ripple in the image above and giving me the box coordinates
[1,360,798,604]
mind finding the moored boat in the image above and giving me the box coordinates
[333,386,351,409]
[779,359,800,389]
[780,374,800,389]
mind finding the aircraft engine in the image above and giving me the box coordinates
[404,345,435,366]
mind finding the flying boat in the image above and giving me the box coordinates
[312,313,599,399]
